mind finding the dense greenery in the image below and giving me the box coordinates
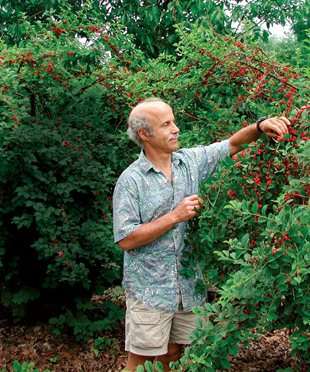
[261,32,310,71]
[173,33,310,371]
[0,1,310,371]
[0,8,132,343]
[1,0,310,56]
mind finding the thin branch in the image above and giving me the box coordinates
[24,87,36,117]
[37,94,52,120]
[29,9,46,20]
[240,59,300,91]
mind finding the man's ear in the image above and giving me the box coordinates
[138,128,149,142]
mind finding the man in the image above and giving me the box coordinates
[113,97,289,372]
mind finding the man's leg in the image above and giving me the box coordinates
[123,344,182,372]
[154,343,183,371]
[124,352,155,372]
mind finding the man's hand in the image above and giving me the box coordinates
[259,117,290,138]
[173,195,203,223]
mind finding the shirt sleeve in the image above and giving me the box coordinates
[113,173,142,244]
[180,139,230,184]
[197,139,230,183]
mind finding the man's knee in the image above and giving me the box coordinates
[125,352,155,372]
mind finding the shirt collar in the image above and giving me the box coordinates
[172,151,181,166]
[138,149,181,174]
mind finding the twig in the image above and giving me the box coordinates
[24,87,36,117]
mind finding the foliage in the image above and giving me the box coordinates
[0,0,85,46]
[104,0,231,57]
[0,361,50,372]
[261,34,300,68]
[1,0,310,57]
[165,27,310,372]
[261,32,310,71]
[1,3,310,372]
[0,6,132,340]
[291,1,310,43]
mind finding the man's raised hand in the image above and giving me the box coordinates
[259,117,290,138]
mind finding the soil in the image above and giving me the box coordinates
[0,288,298,372]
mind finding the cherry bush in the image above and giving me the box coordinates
[168,28,310,372]
[1,5,310,370]
[0,9,137,340]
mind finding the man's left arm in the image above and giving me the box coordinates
[229,117,290,156]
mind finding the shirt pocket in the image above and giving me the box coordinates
[131,311,163,349]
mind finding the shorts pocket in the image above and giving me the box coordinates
[131,311,163,349]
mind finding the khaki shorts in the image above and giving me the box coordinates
[125,292,205,356]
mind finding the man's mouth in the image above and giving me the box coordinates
[168,135,178,141]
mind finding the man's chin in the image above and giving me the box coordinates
[170,140,179,149]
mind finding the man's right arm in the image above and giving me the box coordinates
[117,195,202,251]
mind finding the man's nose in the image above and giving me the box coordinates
[172,123,179,132]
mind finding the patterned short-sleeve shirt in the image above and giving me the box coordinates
[113,140,230,312]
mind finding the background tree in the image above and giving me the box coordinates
[1,0,310,56]
[260,33,302,69]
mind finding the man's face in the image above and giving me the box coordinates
[136,102,180,153]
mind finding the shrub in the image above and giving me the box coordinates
[0,8,133,339]
[168,28,310,372]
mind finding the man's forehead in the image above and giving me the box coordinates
[131,101,172,116]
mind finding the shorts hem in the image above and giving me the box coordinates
[169,339,191,345]
[125,344,169,357]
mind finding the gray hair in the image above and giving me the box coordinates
[127,97,164,147]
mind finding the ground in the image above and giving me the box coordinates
[0,289,298,372]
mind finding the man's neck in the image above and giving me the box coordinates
[143,148,172,170]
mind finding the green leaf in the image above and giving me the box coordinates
[262,29,270,43]
[229,344,239,355]
[225,156,235,166]
[241,200,248,212]
[13,361,21,370]
[49,317,59,325]
[195,316,203,328]
[144,361,153,372]
[251,202,258,214]
[154,361,164,372]
[220,358,230,369]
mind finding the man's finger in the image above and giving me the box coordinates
[278,116,291,125]
[187,194,199,201]
[267,132,279,138]
[275,118,290,133]
[265,121,288,136]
